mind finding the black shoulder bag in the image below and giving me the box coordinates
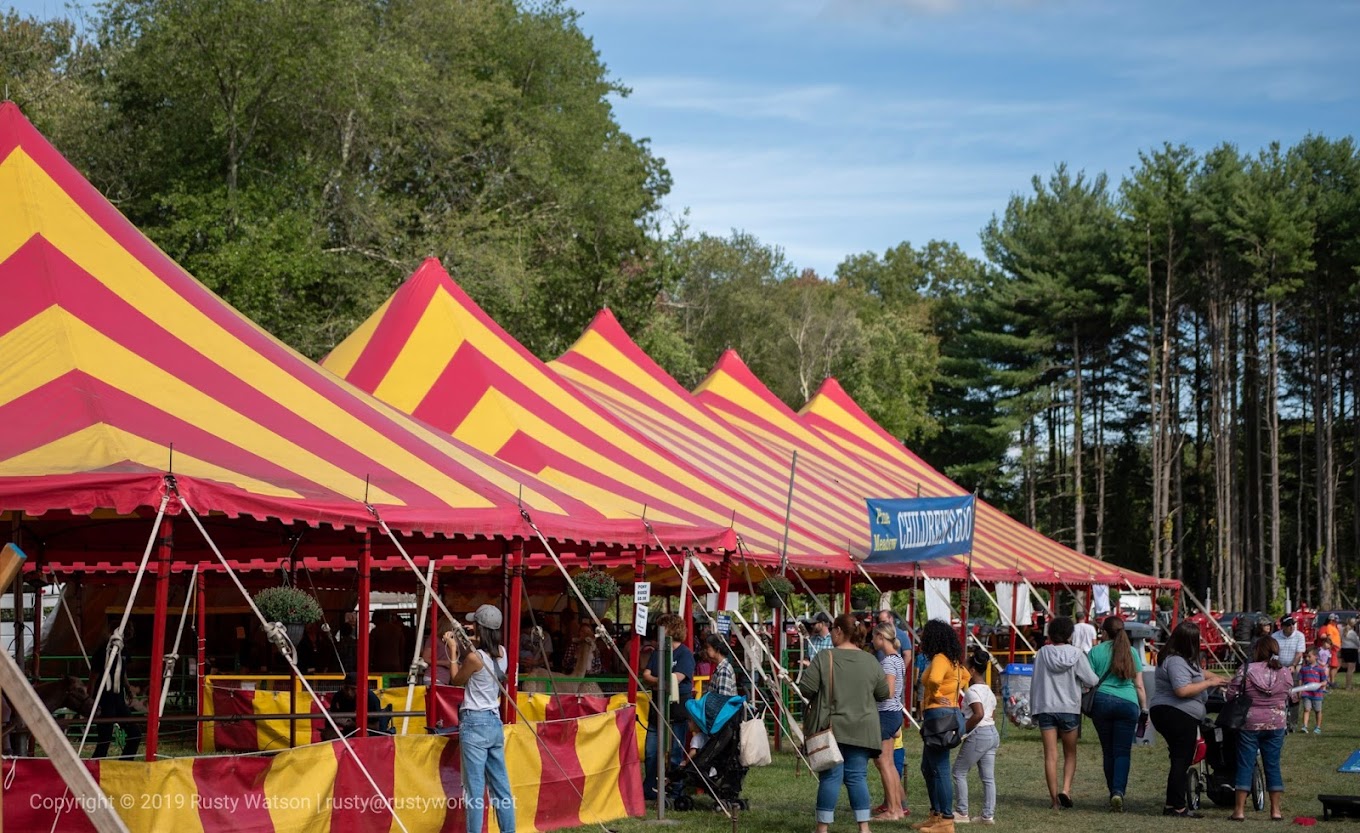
[920,663,966,750]
[1215,666,1253,731]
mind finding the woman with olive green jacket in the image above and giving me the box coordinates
[798,614,891,833]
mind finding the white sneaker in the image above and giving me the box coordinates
[976,818,995,825]
[954,813,970,824]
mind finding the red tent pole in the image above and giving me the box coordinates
[1172,585,1182,628]
[683,560,695,650]
[357,529,371,737]
[1008,577,1019,665]
[628,547,645,705]
[196,569,206,753]
[841,573,853,616]
[716,555,731,618]
[427,569,439,729]
[504,544,523,724]
[146,514,173,761]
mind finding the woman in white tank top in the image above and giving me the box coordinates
[446,604,515,833]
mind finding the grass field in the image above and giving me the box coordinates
[595,684,1360,832]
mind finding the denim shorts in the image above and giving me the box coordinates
[1035,712,1081,732]
[1303,698,1324,713]
[879,709,904,740]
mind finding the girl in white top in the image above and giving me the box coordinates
[952,648,999,824]
[445,605,515,833]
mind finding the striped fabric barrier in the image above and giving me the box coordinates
[203,681,651,756]
[2,707,642,833]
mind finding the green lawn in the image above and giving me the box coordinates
[598,685,1360,832]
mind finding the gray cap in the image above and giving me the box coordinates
[813,611,833,626]
[466,604,503,630]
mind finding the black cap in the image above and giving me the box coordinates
[1282,617,1296,627]
[342,671,359,686]
[813,612,833,626]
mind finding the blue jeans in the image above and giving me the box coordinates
[459,709,515,833]
[816,743,874,824]
[1090,692,1141,797]
[643,719,687,799]
[1236,728,1285,792]
[920,708,956,816]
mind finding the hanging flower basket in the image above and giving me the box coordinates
[759,576,795,610]
[253,586,322,643]
[851,583,879,611]
[577,568,619,616]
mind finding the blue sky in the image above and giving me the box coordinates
[8,0,1359,276]
[570,0,1360,275]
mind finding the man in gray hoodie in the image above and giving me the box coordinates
[1031,617,1100,809]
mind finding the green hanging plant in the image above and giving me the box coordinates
[576,568,620,601]
[252,586,323,625]
[851,583,880,611]
[759,576,795,609]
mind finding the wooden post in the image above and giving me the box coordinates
[146,515,173,760]
[357,529,371,737]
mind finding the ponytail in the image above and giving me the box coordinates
[1102,616,1136,681]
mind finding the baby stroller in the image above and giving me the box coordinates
[671,694,750,812]
[1189,697,1265,811]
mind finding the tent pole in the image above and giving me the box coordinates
[196,569,206,753]
[628,547,645,705]
[907,563,918,712]
[427,569,439,729]
[841,572,853,616]
[777,601,788,751]
[31,550,41,684]
[716,553,731,618]
[146,514,173,761]
[504,542,523,724]
[1008,576,1019,664]
[357,528,371,737]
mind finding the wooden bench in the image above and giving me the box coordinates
[1318,794,1360,820]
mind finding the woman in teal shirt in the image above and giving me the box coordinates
[1087,616,1148,812]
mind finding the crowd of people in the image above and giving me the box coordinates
[794,609,1357,833]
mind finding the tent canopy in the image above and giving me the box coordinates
[0,101,732,563]
[322,259,831,568]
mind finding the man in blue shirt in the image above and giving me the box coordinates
[642,613,694,800]
[802,612,833,666]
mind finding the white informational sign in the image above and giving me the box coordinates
[634,603,649,636]
[725,592,739,611]
[634,581,651,605]
[925,577,953,623]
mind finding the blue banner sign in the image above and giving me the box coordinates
[865,496,975,564]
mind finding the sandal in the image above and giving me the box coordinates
[1228,816,1245,822]
[1058,793,1073,809]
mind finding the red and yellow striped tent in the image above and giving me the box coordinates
[321,260,845,570]
[3,709,642,833]
[0,101,731,561]
[552,309,1172,590]
[549,310,869,569]
[800,377,1174,588]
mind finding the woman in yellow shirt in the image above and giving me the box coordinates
[914,620,967,833]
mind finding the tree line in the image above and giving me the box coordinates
[4,1,1359,612]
